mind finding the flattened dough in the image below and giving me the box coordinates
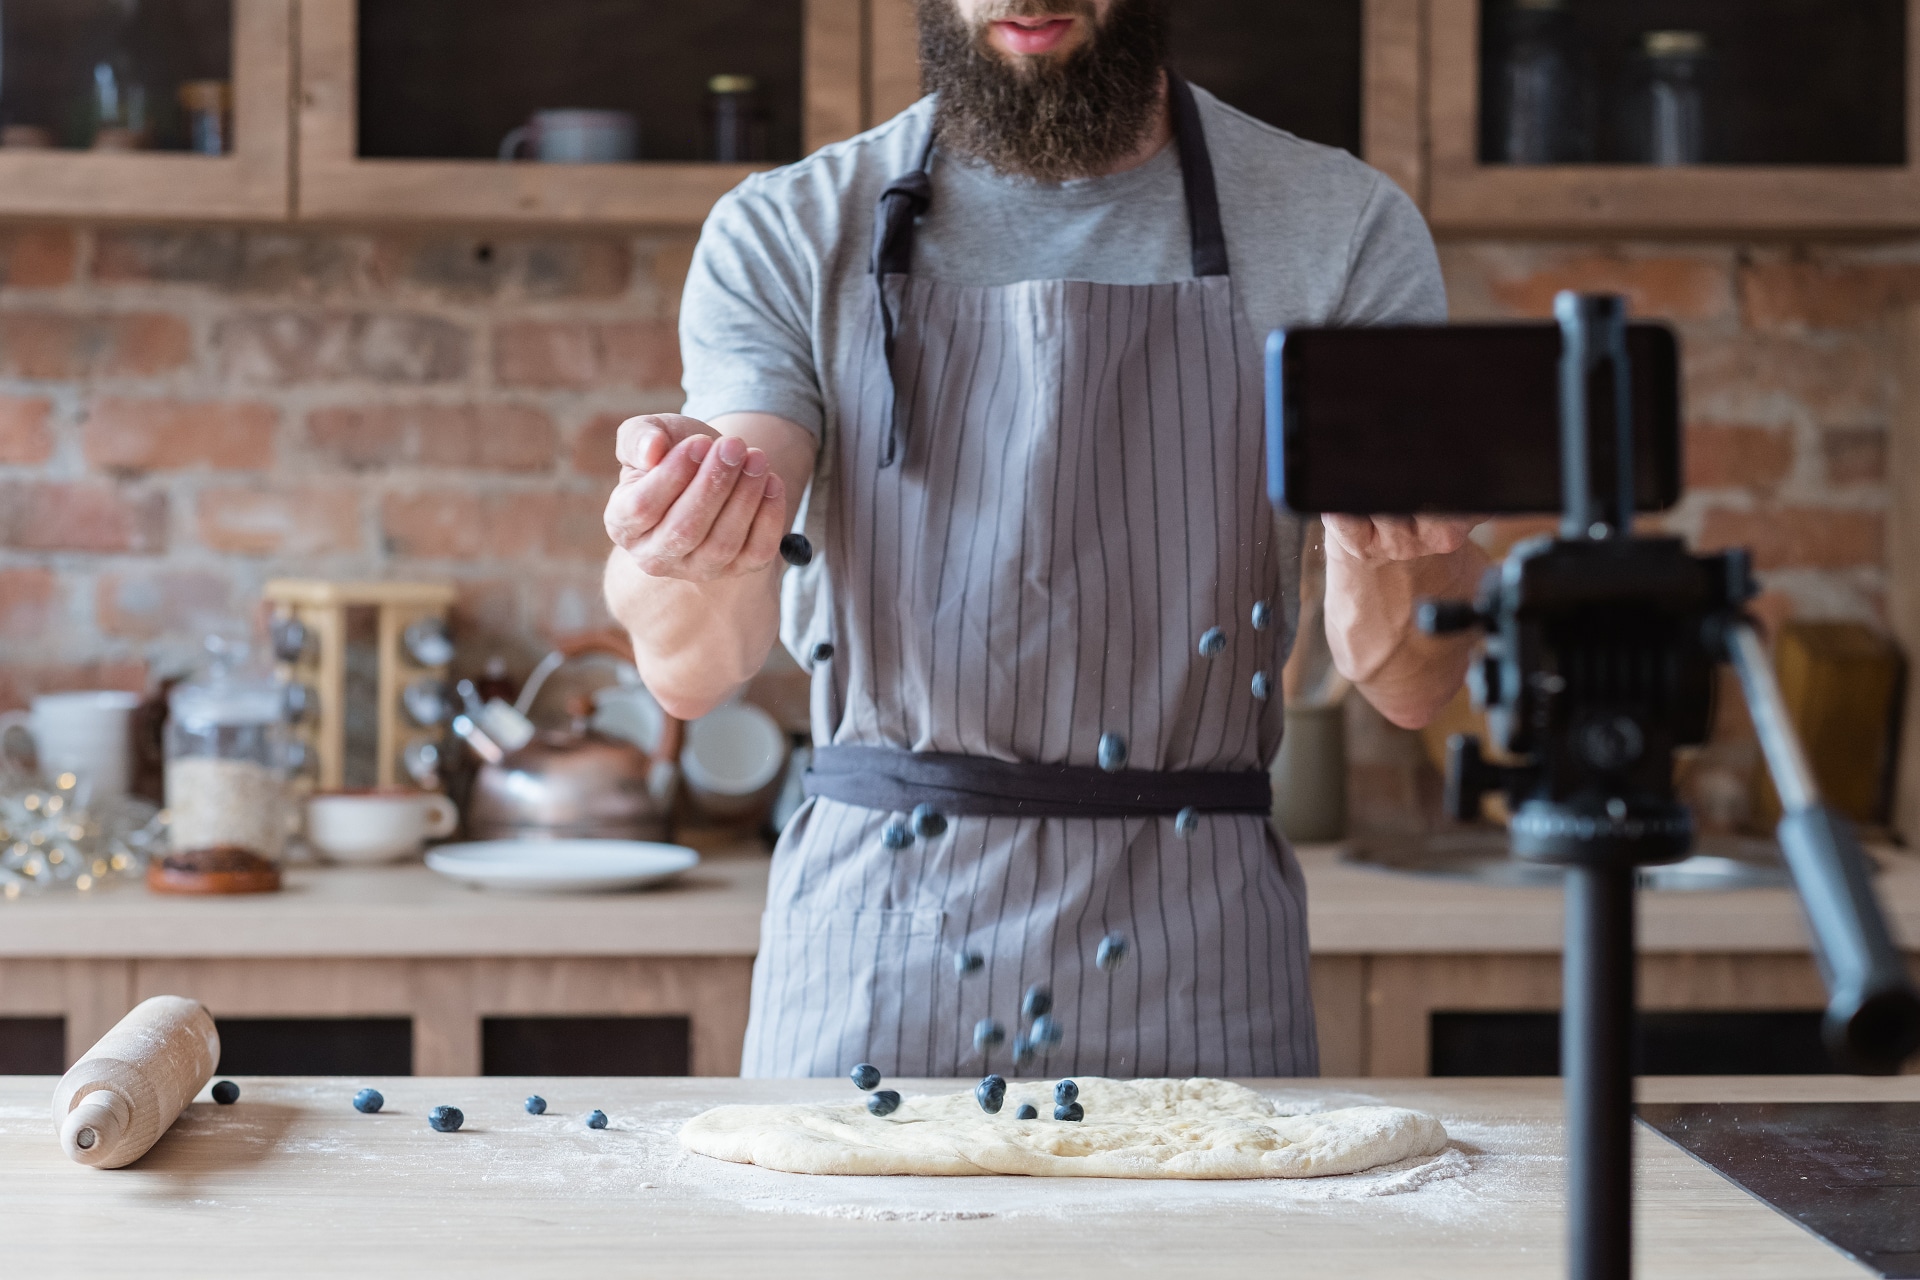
[680,1077,1448,1179]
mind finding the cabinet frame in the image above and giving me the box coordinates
[293,0,868,226]
[1425,0,1920,234]
[0,0,293,222]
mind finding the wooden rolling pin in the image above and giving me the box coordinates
[51,996,220,1169]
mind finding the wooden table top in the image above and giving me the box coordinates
[8,1074,1910,1279]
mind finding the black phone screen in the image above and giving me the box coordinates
[1267,323,1682,516]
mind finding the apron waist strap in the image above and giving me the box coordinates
[803,745,1272,819]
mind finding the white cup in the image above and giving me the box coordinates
[0,691,141,799]
[306,791,459,865]
[681,702,787,820]
[499,110,639,164]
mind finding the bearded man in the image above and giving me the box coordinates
[602,0,1487,1077]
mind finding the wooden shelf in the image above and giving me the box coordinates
[1424,0,1920,234]
[293,0,864,227]
[0,0,292,222]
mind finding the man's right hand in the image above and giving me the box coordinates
[604,414,789,583]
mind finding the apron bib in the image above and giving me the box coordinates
[744,75,1311,1078]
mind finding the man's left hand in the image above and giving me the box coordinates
[1322,513,1479,565]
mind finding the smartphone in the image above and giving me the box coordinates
[1265,323,1682,516]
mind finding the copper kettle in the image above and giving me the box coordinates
[464,634,681,842]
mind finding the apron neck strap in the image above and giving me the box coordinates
[1166,72,1229,278]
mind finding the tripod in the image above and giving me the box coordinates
[1418,293,1920,1280]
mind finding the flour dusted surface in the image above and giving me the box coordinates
[680,1077,1448,1179]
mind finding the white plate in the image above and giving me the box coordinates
[425,840,699,894]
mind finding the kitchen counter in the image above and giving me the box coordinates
[6,1073,1913,1279]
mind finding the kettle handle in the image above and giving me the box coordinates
[519,629,683,765]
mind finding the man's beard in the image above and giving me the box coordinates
[917,0,1170,182]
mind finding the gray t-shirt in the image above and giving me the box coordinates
[680,87,1446,437]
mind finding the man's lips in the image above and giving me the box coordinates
[990,17,1076,55]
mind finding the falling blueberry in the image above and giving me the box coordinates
[974,1018,1006,1052]
[867,1090,902,1117]
[428,1105,464,1133]
[1022,985,1052,1019]
[953,949,984,976]
[1014,1103,1039,1120]
[811,641,835,663]
[1198,627,1226,658]
[1011,1034,1036,1068]
[1251,671,1273,701]
[975,1075,1007,1114]
[1096,933,1130,971]
[1097,733,1128,773]
[1054,1079,1079,1107]
[1030,1014,1063,1048]
[586,1110,609,1130]
[1252,601,1272,631]
[525,1095,547,1115]
[911,803,947,839]
[352,1088,384,1114]
[1054,1102,1085,1122]
[779,533,814,567]
[882,822,914,849]
[1174,806,1198,837]
[850,1063,882,1092]
[211,1080,240,1105]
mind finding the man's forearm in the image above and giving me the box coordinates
[605,551,783,721]
[1325,539,1490,730]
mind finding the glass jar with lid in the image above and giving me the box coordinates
[155,634,290,893]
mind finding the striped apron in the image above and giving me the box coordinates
[742,75,1312,1079]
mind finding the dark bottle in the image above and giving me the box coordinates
[1493,0,1587,164]
[1624,31,1708,166]
[706,74,767,163]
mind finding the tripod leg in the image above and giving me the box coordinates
[1564,863,1635,1280]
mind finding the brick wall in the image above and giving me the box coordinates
[0,226,1907,714]
[0,224,697,707]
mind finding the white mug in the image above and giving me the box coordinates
[681,701,787,820]
[306,791,459,865]
[499,110,638,164]
[0,691,141,799]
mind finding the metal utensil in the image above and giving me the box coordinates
[402,679,452,728]
[402,617,455,669]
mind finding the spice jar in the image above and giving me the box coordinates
[706,74,767,163]
[154,639,290,894]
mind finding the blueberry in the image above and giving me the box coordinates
[1054,1079,1079,1107]
[1198,627,1226,658]
[1014,1103,1039,1120]
[1251,671,1273,701]
[428,1105,464,1133]
[953,949,984,977]
[975,1075,1007,1114]
[882,822,914,849]
[352,1088,383,1114]
[586,1110,608,1130]
[1054,1102,1085,1122]
[1096,933,1129,971]
[1022,985,1052,1019]
[1011,1034,1035,1068]
[867,1090,902,1117]
[1097,733,1127,773]
[973,1019,1005,1052]
[850,1063,882,1091]
[911,803,947,839]
[525,1095,547,1115]
[1174,806,1198,837]
[811,641,835,663]
[211,1080,239,1105]
[1030,1015,1063,1047]
[1252,601,1272,631]
[779,533,814,567]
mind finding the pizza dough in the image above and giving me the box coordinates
[680,1077,1448,1179]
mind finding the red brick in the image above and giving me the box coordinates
[0,660,148,712]
[494,320,680,390]
[83,398,277,472]
[1697,506,1884,571]
[0,396,54,465]
[648,238,697,310]
[306,404,556,471]
[0,311,193,379]
[0,567,57,639]
[0,229,78,288]
[1820,427,1887,485]
[569,413,624,477]
[1683,422,1794,493]
[196,486,363,556]
[1481,253,1733,321]
[93,229,356,294]
[0,482,167,553]
[1683,334,1884,430]
[94,569,232,640]
[379,490,556,559]
[371,236,631,300]
[1739,261,1920,333]
[212,312,470,385]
